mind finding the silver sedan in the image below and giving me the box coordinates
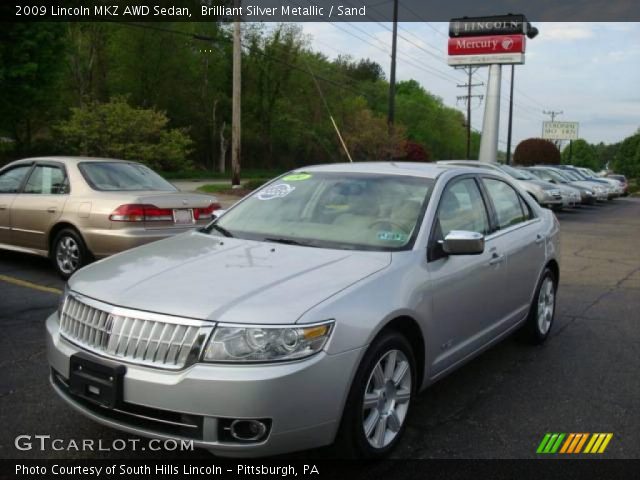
[46,162,560,458]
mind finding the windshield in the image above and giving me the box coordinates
[539,168,567,183]
[498,164,532,180]
[79,162,177,192]
[213,172,434,251]
[557,169,578,181]
[578,167,595,178]
[528,169,552,182]
[569,169,589,180]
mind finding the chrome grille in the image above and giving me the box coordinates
[60,294,214,370]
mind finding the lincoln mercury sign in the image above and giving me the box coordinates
[542,121,580,140]
[447,14,535,66]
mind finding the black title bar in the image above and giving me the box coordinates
[1,0,640,22]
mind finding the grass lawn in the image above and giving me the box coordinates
[197,178,268,196]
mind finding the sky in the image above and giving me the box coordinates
[300,22,640,150]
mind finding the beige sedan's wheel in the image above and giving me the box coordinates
[52,229,88,279]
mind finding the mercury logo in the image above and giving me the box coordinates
[501,38,514,50]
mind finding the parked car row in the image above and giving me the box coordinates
[437,161,626,209]
[0,157,220,278]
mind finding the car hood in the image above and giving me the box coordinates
[69,231,391,324]
[569,181,599,191]
[523,179,558,190]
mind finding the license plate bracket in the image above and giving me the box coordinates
[173,208,194,225]
[68,353,126,409]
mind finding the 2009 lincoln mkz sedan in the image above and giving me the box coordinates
[47,162,560,458]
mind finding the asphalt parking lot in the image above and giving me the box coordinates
[1,198,639,459]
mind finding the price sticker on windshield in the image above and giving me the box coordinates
[256,183,296,200]
[282,173,312,181]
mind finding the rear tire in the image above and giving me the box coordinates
[334,330,416,458]
[51,228,89,280]
[518,267,557,345]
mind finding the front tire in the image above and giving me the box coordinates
[336,331,416,458]
[519,267,557,344]
[51,228,88,279]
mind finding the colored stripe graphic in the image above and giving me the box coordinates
[537,433,613,454]
[574,433,589,453]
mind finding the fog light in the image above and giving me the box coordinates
[221,419,271,442]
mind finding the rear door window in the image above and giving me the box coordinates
[23,165,68,194]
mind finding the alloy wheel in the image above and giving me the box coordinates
[362,349,412,449]
[56,236,80,275]
[537,276,555,335]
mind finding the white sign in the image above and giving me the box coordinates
[447,53,525,66]
[542,121,579,140]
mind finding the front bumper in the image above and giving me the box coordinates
[46,313,361,457]
[541,197,563,208]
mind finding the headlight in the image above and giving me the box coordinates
[202,321,334,363]
[57,284,70,317]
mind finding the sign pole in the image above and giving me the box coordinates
[569,140,573,161]
[506,65,515,165]
[478,64,502,163]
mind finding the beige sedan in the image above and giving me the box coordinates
[0,157,220,278]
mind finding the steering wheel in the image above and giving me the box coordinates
[368,219,410,234]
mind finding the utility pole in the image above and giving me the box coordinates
[456,66,483,159]
[231,0,241,187]
[543,110,563,122]
[506,65,515,164]
[387,0,398,133]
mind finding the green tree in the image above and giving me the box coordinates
[611,132,640,179]
[55,97,193,171]
[0,23,66,152]
[562,139,598,169]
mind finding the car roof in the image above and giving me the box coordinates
[296,161,487,179]
[9,156,130,166]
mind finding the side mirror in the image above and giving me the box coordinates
[211,209,227,220]
[442,230,485,255]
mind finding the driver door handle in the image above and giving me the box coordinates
[488,252,505,266]
[47,207,57,213]
[535,234,545,245]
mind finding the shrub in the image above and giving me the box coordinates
[513,138,561,166]
[56,97,193,171]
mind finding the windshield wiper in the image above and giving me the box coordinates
[263,237,313,247]
[209,223,233,237]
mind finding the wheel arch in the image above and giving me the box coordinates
[48,222,88,256]
[546,258,560,285]
[371,315,426,391]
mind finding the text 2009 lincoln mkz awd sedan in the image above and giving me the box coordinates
[46,162,560,458]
